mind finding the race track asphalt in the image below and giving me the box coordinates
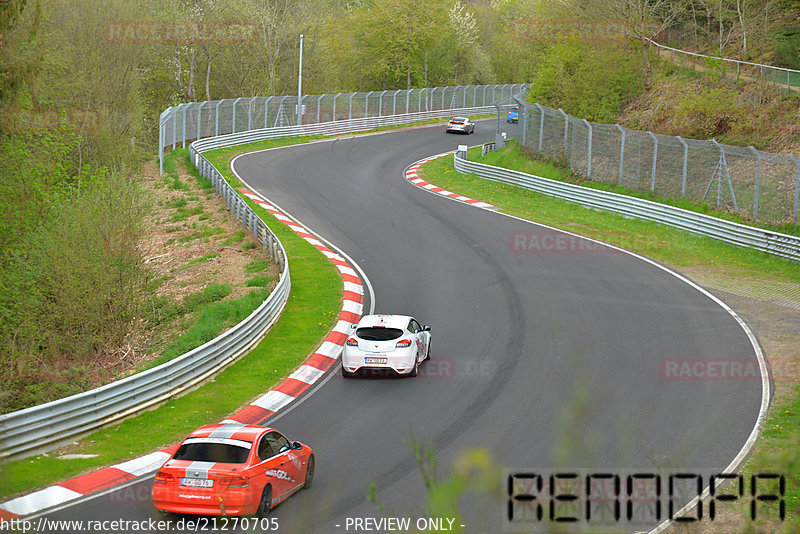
[44,121,764,533]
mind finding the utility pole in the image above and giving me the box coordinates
[297,33,304,126]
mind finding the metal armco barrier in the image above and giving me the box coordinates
[191,106,502,154]
[0,163,291,461]
[160,83,526,173]
[455,151,800,262]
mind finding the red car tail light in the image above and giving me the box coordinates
[346,337,359,346]
[396,339,412,348]
[154,471,174,484]
[219,476,249,489]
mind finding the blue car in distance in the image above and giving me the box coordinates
[506,106,519,123]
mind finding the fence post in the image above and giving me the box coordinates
[197,101,205,141]
[533,103,544,152]
[215,101,221,136]
[789,154,800,222]
[483,85,488,106]
[365,91,371,118]
[441,86,446,109]
[264,96,273,128]
[648,131,658,192]
[677,136,688,197]
[232,97,243,133]
[248,97,256,130]
[582,119,593,177]
[349,93,354,121]
[515,97,528,148]
[159,113,165,174]
[393,90,399,115]
[748,146,762,219]
[407,89,411,114]
[181,104,188,148]
[379,90,386,116]
[559,108,569,159]
[172,105,178,149]
[615,124,625,185]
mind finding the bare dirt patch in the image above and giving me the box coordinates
[129,157,278,372]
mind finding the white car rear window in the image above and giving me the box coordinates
[357,327,403,341]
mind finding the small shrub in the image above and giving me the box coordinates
[671,86,743,138]
[246,275,272,287]
[245,257,270,274]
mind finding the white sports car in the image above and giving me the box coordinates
[341,314,431,377]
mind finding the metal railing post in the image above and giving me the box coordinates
[559,109,568,159]
[248,97,256,131]
[677,136,688,197]
[515,97,527,147]
[172,105,178,149]
[615,124,625,185]
[349,93,353,120]
[264,96,273,128]
[583,119,593,177]
[365,91,371,118]
[379,90,387,116]
[317,94,325,123]
[159,115,165,174]
[216,101,222,136]
[232,97,242,133]
[533,102,544,152]
[483,85,488,106]
[181,104,188,148]
[393,90,399,115]
[197,101,205,141]
[749,146,762,219]
[648,131,658,192]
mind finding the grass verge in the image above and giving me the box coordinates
[0,150,341,501]
[419,147,800,531]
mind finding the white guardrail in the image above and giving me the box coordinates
[0,92,527,461]
[457,149,800,262]
[0,164,291,461]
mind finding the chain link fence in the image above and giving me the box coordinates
[160,84,525,173]
[647,39,800,92]
[515,100,800,224]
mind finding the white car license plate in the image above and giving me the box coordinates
[181,478,213,488]
[365,356,387,364]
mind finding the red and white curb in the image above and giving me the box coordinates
[0,189,363,521]
[405,153,494,209]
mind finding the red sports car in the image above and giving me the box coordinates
[152,423,314,517]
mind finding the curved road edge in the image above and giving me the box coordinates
[407,151,772,532]
[0,166,375,522]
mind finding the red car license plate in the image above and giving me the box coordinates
[181,478,213,488]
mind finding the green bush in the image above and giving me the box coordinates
[0,172,150,413]
[526,35,645,123]
[671,85,743,138]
